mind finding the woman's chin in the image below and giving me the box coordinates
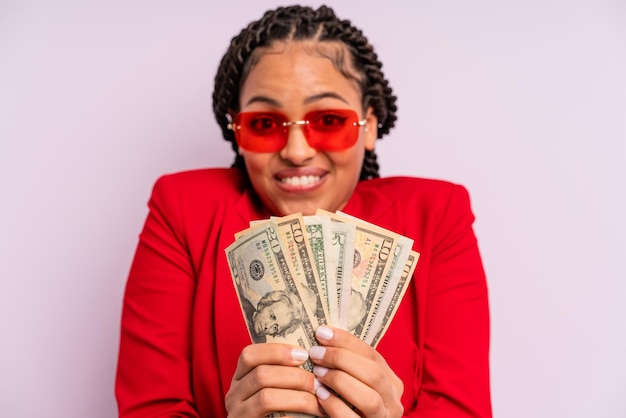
[271,200,322,217]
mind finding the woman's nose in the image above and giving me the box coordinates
[279,125,317,164]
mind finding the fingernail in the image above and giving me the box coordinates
[291,348,308,361]
[313,366,329,377]
[309,345,326,360]
[316,326,334,341]
[316,386,331,400]
[313,377,323,391]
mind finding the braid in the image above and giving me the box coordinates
[361,149,380,180]
[212,5,397,179]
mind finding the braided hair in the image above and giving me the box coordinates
[212,5,397,180]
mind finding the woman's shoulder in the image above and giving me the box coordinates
[348,176,477,243]
[349,176,474,226]
[143,168,256,238]
[357,176,469,199]
[146,167,251,217]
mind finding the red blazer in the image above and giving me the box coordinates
[116,168,492,417]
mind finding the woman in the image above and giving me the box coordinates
[116,5,491,417]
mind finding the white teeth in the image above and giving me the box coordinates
[281,175,320,186]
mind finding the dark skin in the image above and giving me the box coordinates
[225,326,403,417]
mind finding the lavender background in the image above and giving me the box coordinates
[1,1,625,416]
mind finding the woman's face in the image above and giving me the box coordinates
[237,41,378,216]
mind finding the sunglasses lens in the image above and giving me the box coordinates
[306,109,360,151]
[234,112,287,152]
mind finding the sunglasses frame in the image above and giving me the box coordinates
[227,109,366,153]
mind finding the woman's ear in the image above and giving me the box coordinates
[364,107,378,151]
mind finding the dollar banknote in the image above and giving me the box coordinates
[333,211,415,339]
[319,211,398,335]
[303,215,338,326]
[272,213,329,327]
[224,222,319,368]
[359,233,414,340]
[328,220,355,327]
[366,251,419,347]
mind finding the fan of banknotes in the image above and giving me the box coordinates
[225,210,419,356]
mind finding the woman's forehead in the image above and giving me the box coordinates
[242,40,364,87]
[239,41,364,111]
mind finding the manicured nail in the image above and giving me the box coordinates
[309,346,326,360]
[316,386,331,400]
[313,377,322,391]
[316,326,334,341]
[313,366,329,377]
[291,348,308,361]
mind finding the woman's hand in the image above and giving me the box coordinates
[225,343,325,418]
[309,326,404,418]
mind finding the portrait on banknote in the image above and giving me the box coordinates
[238,289,306,343]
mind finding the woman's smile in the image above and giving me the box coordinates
[274,167,327,192]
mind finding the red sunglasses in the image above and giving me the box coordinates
[228,109,366,153]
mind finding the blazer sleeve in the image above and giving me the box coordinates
[115,176,200,417]
[407,184,492,417]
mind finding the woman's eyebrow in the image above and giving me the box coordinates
[243,95,282,107]
[243,91,350,108]
[304,92,349,105]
